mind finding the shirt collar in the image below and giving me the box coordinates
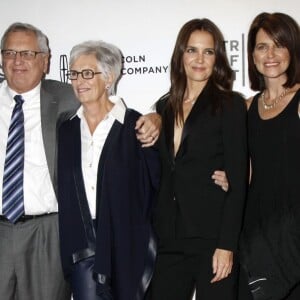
[6,82,41,104]
[75,95,126,124]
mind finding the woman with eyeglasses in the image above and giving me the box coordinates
[57,40,160,300]
[238,12,300,300]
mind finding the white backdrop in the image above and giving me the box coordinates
[1,0,299,113]
[0,1,298,298]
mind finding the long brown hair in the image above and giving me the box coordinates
[248,12,300,91]
[168,18,233,124]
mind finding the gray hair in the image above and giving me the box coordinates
[1,22,50,53]
[69,40,122,95]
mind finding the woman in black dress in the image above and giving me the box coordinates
[239,12,300,300]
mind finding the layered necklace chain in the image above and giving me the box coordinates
[261,88,289,110]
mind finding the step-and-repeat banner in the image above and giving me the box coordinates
[0,0,298,298]
[1,0,298,113]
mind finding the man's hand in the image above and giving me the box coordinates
[135,113,161,147]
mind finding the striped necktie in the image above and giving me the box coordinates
[2,95,25,223]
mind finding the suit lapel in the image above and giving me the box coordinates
[162,107,175,161]
[175,84,212,159]
[182,85,211,141]
[40,87,58,189]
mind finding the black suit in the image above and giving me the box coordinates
[150,84,248,300]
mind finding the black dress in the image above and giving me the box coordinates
[239,90,300,300]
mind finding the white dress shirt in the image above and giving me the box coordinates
[0,81,57,215]
[77,96,126,218]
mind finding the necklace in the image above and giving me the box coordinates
[184,98,196,105]
[261,88,289,110]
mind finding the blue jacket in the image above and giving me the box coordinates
[57,108,160,300]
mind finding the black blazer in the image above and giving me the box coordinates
[154,84,248,251]
[57,108,160,300]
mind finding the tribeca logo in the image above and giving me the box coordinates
[224,33,247,86]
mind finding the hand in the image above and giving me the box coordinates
[211,248,233,283]
[135,113,161,147]
[212,170,229,192]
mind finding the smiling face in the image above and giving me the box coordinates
[253,28,290,81]
[183,30,216,87]
[1,31,49,93]
[70,53,111,105]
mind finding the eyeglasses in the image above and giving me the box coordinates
[67,69,102,80]
[254,43,287,54]
[1,49,44,60]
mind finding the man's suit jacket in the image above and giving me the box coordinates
[40,79,79,193]
[154,83,248,251]
[0,78,79,194]
[57,108,160,300]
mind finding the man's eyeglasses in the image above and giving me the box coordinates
[1,49,44,60]
[67,69,102,80]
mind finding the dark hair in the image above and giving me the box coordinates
[168,18,233,123]
[247,12,300,91]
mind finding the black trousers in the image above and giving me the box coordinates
[148,248,238,300]
[70,256,103,300]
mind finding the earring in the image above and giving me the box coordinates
[105,85,110,90]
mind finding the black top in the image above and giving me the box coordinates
[239,90,300,299]
[244,89,300,232]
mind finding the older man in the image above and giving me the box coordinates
[0,22,160,300]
